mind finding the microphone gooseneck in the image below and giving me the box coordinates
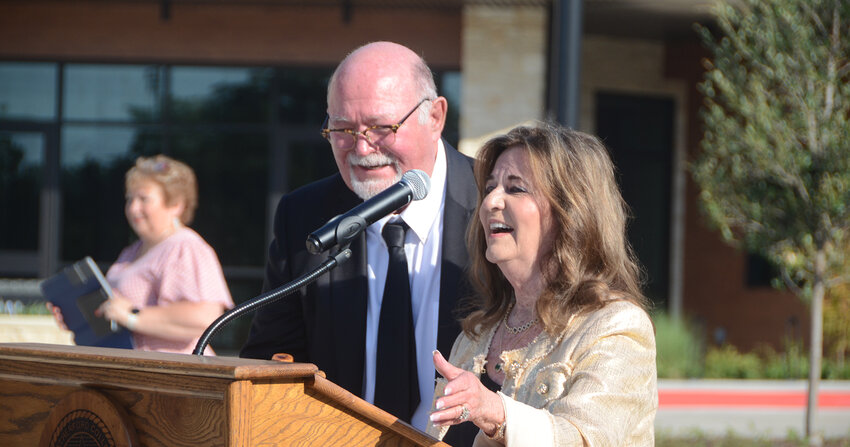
[193,248,353,355]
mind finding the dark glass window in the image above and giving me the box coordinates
[0,62,57,120]
[438,71,462,148]
[170,129,268,267]
[171,67,271,124]
[1,60,462,351]
[64,65,162,122]
[0,131,43,251]
[596,92,674,310]
[746,253,778,288]
[287,139,338,191]
[60,125,160,262]
[277,69,333,125]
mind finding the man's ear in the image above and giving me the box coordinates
[429,96,448,137]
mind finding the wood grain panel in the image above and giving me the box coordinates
[121,391,225,447]
[0,344,447,446]
[251,380,397,446]
[0,378,228,446]
[0,381,75,447]
[0,358,232,399]
[226,379,252,446]
[307,376,444,446]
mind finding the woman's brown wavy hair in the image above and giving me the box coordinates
[461,122,648,338]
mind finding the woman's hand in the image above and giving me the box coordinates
[430,350,506,437]
[95,292,134,329]
[46,302,68,330]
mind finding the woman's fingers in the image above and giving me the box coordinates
[430,353,505,431]
[97,295,131,320]
[431,352,490,427]
[433,350,464,382]
[46,302,68,330]
[430,402,471,426]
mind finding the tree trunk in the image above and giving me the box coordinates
[806,249,825,445]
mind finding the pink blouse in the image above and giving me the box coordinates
[106,227,234,354]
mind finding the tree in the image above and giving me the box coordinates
[692,0,850,442]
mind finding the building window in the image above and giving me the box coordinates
[0,62,57,120]
[0,61,475,274]
[1,60,462,350]
[746,253,779,288]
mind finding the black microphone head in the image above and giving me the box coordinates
[401,169,430,201]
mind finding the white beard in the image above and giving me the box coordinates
[347,152,402,200]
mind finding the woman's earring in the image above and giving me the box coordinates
[172,217,182,229]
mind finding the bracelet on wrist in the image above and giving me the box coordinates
[487,391,507,442]
[125,308,140,331]
[487,420,506,441]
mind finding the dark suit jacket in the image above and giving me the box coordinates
[241,143,478,401]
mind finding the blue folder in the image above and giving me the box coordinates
[40,257,134,349]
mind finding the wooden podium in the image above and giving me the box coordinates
[0,343,449,447]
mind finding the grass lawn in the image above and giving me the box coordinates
[657,432,850,447]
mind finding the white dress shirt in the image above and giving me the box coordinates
[363,140,448,431]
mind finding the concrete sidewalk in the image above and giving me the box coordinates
[656,379,850,439]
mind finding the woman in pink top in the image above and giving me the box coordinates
[95,154,234,354]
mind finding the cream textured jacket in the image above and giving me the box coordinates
[427,300,657,446]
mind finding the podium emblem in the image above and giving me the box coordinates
[39,389,138,447]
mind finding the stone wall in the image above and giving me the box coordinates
[0,315,73,345]
[459,5,548,156]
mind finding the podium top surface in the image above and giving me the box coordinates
[0,342,319,380]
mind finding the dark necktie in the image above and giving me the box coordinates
[374,221,419,422]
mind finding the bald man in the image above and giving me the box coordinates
[240,42,478,441]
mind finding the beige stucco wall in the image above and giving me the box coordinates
[458,7,687,151]
[0,315,74,345]
[459,5,548,157]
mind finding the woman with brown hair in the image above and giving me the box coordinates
[427,123,657,445]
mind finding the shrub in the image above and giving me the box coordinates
[0,299,50,315]
[823,357,850,380]
[704,345,763,379]
[704,342,850,380]
[758,341,808,379]
[653,312,703,378]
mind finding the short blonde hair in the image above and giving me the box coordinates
[126,154,198,225]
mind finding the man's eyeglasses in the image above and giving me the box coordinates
[321,98,431,150]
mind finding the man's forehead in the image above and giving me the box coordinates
[331,70,413,98]
[326,103,401,124]
[327,91,415,122]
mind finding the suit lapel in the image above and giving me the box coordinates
[437,144,478,356]
[328,180,368,394]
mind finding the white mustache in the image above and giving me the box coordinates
[348,152,397,168]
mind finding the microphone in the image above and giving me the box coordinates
[306,169,430,254]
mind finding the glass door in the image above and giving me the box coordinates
[0,125,60,279]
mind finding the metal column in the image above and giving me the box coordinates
[551,0,584,128]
